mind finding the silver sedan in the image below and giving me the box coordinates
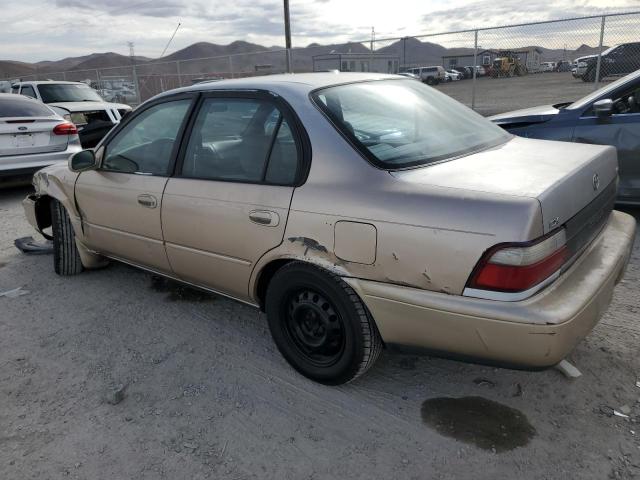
[0,93,81,178]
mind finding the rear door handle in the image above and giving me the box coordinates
[249,210,279,227]
[137,194,157,208]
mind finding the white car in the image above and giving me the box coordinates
[0,93,81,177]
[11,81,132,148]
[405,66,446,85]
[445,70,461,81]
[540,62,557,72]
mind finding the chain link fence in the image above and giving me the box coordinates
[2,11,639,114]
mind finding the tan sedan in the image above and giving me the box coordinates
[23,73,636,384]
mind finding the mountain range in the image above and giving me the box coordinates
[0,38,605,79]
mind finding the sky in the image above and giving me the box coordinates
[0,0,639,62]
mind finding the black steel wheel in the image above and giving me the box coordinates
[283,289,345,368]
[265,262,383,385]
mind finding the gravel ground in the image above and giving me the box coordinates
[1,184,640,480]
[435,71,613,116]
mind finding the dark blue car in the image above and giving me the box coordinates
[491,70,640,205]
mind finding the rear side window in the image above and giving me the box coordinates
[181,97,300,184]
[20,85,37,98]
[102,99,191,175]
[0,98,54,117]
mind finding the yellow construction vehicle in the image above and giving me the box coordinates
[490,53,528,77]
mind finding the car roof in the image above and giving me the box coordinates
[16,80,87,85]
[157,72,405,98]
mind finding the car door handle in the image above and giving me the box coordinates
[137,194,157,208]
[249,210,279,227]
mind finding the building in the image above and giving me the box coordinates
[312,53,400,74]
[442,47,544,73]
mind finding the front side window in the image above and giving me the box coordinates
[38,83,103,103]
[312,79,510,169]
[181,97,299,184]
[103,99,191,175]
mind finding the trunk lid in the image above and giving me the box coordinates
[0,117,69,156]
[391,136,617,234]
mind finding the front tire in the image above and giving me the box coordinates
[265,262,382,385]
[51,199,83,276]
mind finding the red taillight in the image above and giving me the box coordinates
[467,229,568,294]
[53,122,78,135]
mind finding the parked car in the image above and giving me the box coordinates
[465,65,486,76]
[397,72,421,80]
[540,62,556,72]
[23,73,635,384]
[555,60,572,72]
[490,69,640,205]
[405,66,446,85]
[579,43,640,82]
[462,66,475,78]
[0,93,81,178]
[12,81,132,148]
[447,68,467,79]
[445,70,462,81]
[572,55,596,78]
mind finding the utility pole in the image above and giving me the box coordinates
[370,27,375,72]
[283,0,292,73]
[128,41,141,105]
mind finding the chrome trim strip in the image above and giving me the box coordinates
[164,242,252,266]
[462,271,560,302]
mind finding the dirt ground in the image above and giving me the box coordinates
[435,71,611,116]
[1,184,639,480]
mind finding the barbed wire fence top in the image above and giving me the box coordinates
[3,11,639,115]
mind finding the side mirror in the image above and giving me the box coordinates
[593,98,613,118]
[69,150,98,172]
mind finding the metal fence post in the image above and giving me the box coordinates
[176,60,182,87]
[594,15,606,90]
[471,29,478,110]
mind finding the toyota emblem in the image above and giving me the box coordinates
[592,173,600,191]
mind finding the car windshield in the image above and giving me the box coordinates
[38,83,103,103]
[567,69,640,110]
[312,79,510,169]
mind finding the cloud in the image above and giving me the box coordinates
[1,0,639,62]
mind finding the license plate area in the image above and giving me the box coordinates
[13,133,35,148]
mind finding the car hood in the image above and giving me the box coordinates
[391,136,617,235]
[46,101,130,112]
[489,104,560,125]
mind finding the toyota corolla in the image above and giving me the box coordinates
[23,73,636,384]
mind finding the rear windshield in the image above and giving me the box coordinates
[0,97,55,117]
[38,83,103,103]
[312,79,510,169]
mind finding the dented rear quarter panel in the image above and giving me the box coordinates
[250,88,544,300]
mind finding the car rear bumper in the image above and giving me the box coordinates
[0,147,79,177]
[344,210,636,368]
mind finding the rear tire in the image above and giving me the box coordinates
[51,199,83,276]
[265,262,382,385]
